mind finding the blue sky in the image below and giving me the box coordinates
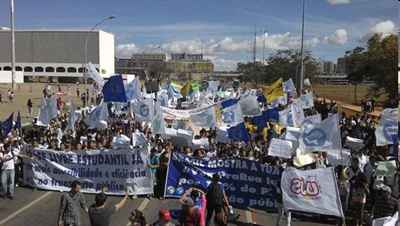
[0,0,397,70]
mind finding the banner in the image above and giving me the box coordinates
[23,148,153,195]
[281,167,344,217]
[303,114,321,125]
[165,153,282,210]
[268,138,293,159]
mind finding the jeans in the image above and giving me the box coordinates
[1,169,15,197]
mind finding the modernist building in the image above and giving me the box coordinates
[0,29,114,82]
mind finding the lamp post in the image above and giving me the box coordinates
[83,16,115,85]
[10,0,15,91]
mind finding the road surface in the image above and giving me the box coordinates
[0,187,333,226]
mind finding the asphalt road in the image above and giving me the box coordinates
[0,187,333,226]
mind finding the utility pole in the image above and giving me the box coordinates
[10,0,16,91]
[253,25,257,64]
[298,0,306,94]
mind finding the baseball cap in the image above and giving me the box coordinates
[159,209,172,221]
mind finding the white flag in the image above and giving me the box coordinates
[291,99,305,127]
[299,113,342,153]
[300,92,314,109]
[37,96,58,126]
[85,103,109,129]
[66,103,80,131]
[268,138,293,159]
[152,101,165,135]
[282,167,344,218]
[86,62,104,88]
[131,98,154,122]
[239,95,261,116]
[375,108,398,146]
[126,77,141,101]
[190,106,216,129]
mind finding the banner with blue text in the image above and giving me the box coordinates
[23,148,153,195]
[165,153,282,210]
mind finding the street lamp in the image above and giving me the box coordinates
[83,16,115,85]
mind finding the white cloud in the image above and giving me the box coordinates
[327,0,351,5]
[370,20,396,36]
[116,43,140,58]
[115,32,326,70]
[324,29,348,45]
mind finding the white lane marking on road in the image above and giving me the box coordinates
[0,191,52,225]
[245,210,255,224]
[126,198,150,226]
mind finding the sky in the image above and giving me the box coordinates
[0,0,397,71]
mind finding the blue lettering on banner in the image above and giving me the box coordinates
[165,153,282,210]
[303,128,327,147]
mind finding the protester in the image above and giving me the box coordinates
[58,180,88,226]
[27,98,33,116]
[88,190,129,226]
[0,141,19,199]
[129,209,148,226]
[152,209,175,226]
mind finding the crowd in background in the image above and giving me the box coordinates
[0,83,398,226]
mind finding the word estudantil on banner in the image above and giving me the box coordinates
[23,148,153,195]
[281,167,344,218]
[268,138,294,159]
[165,153,282,210]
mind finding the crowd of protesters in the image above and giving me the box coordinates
[0,83,398,226]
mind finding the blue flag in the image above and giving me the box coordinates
[2,113,14,136]
[14,111,21,130]
[102,75,127,102]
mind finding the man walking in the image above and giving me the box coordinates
[58,180,88,226]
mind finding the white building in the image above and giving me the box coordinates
[0,29,114,82]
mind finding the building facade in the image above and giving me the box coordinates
[323,61,336,74]
[0,29,114,82]
[336,57,347,74]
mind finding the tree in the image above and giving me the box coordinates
[237,49,320,85]
[345,34,398,101]
[345,47,367,103]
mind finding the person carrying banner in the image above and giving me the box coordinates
[152,209,175,226]
[58,180,88,226]
[88,189,129,226]
[205,174,229,226]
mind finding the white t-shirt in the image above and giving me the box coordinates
[0,149,19,170]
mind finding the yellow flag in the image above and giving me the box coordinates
[264,78,284,103]
[180,81,192,97]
